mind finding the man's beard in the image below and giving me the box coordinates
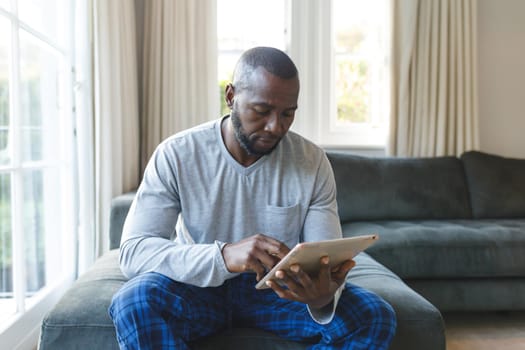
[230,109,280,156]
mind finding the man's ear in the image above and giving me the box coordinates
[225,83,234,109]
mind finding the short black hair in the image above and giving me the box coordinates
[232,47,298,91]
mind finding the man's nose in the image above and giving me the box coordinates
[264,114,283,135]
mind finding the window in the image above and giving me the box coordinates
[217,0,390,148]
[0,1,76,347]
[330,0,390,147]
[217,0,288,116]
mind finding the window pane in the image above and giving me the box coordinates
[22,167,63,300]
[0,172,15,323]
[0,0,10,11]
[18,0,68,47]
[23,169,45,294]
[0,17,10,165]
[217,0,287,53]
[336,58,370,123]
[19,31,61,163]
[333,0,389,125]
[217,0,287,115]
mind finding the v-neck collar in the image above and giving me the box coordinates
[216,116,271,176]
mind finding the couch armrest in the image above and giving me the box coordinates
[109,192,136,250]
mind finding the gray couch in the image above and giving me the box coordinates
[39,150,525,349]
[330,150,525,312]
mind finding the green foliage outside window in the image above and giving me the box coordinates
[336,29,365,55]
[335,25,371,124]
[219,79,230,117]
[336,59,369,123]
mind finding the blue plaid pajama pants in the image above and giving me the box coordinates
[109,272,396,349]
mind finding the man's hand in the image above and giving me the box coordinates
[265,256,356,309]
[222,234,290,281]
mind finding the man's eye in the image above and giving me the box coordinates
[254,109,270,115]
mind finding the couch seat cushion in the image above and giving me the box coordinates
[343,219,525,279]
[347,253,445,350]
[40,250,127,350]
[40,250,445,350]
[40,251,308,350]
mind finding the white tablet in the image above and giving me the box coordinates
[255,234,378,290]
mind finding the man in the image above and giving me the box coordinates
[109,47,396,349]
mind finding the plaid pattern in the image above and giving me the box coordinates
[109,273,396,349]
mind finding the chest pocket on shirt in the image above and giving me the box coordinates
[264,203,301,249]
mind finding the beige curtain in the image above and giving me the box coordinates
[88,0,218,259]
[141,0,218,173]
[93,0,140,256]
[389,0,479,157]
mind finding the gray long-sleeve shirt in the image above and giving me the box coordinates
[120,117,344,323]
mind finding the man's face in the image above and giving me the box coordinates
[229,68,299,156]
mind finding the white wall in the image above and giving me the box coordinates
[477,0,525,158]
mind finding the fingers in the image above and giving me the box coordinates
[331,259,356,282]
[222,234,290,278]
[259,235,290,259]
[277,268,307,296]
[267,259,332,308]
[266,269,305,302]
[318,256,331,286]
[252,246,280,276]
[250,235,289,278]
[265,279,293,300]
[267,257,355,303]
[238,244,280,281]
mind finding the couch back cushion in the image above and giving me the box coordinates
[461,151,525,218]
[326,152,472,222]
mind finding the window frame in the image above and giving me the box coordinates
[289,0,391,149]
[217,0,391,150]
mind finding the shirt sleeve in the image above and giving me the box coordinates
[302,152,343,243]
[119,141,237,287]
[303,152,347,324]
[307,286,344,324]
